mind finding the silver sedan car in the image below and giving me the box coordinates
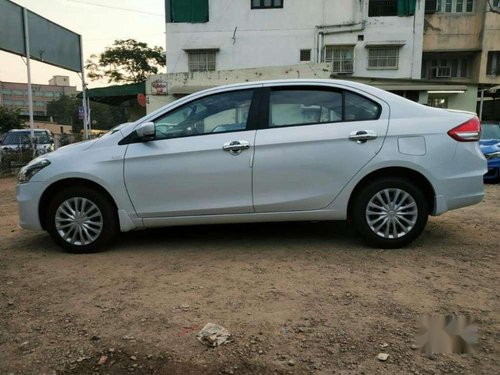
[17,80,487,252]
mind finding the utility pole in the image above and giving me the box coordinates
[80,35,89,139]
[22,7,35,156]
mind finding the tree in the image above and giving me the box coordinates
[47,95,129,133]
[0,106,24,134]
[46,95,80,132]
[85,39,166,84]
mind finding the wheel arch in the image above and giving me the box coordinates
[347,167,436,220]
[38,178,118,230]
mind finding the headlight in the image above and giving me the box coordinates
[18,159,51,184]
[485,151,500,160]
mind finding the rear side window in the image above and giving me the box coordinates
[344,91,380,121]
[267,87,380,128]
[269,89,343,127]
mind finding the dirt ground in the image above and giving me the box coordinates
[0,176,498,375]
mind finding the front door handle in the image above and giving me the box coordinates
[349,130,378,144]
[223,140,250,155]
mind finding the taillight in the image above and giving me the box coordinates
[447,117,480,142]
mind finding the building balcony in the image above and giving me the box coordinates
[421,51,480,82]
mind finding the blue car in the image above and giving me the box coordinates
[480,121,500,183]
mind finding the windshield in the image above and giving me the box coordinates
[481,123,500,140]
[2,131,51,145]
[101,122,131,138]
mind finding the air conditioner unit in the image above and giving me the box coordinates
[432,67,451,78]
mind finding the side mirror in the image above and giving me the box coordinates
[135,122,156,141]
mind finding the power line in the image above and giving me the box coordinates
[85,32,165,42]
[66,0,164,17]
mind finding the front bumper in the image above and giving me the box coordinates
[16,181,45,230]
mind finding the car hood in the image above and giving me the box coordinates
[43,122,135,159]
[479,139,500,154]
[52,139,98,155]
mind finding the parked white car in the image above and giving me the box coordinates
[2,129,55,154]
[17,80,487,252]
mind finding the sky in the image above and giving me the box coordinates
[0,0,166,89]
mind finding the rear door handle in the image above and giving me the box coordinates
[223,140,250,155]
[349,130,378,144]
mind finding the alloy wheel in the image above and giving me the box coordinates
[55,197,103,246]
[365,188,418,239]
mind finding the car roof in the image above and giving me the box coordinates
[132,78,469,135]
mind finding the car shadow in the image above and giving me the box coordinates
[113,220,359,253]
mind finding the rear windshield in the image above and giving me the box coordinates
[2,131,51,145]
[481,123,500,140]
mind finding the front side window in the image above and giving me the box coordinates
[251,0,283,9]
[368,47,399,69]
[187,50,217,72]
[166,0,209,23]
[480,123,500,140]
[436,0,474,12]
[325,46,354,73]
[2,131,50,145]
[153,90,254,140]
[487,51,500,76]
[300,49,311,62]
[368,0,398,16]
[422,57,469,79]
[428,97,448,108]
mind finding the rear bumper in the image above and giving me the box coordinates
[433,170,486,215]
[16,182,44,230]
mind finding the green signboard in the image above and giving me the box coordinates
[0,0,82,72]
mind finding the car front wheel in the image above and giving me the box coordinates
[351,178,429,249]
[46,187,117,253]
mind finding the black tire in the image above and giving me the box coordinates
[46,186,118,253]
[351,177,429,249]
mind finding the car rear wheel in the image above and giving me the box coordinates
[46,187,117,253]
[351,177,429,249]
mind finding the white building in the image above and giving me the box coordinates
[165,0,425,79]
[146,1,480,113]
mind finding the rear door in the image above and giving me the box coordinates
[252,83,389,212]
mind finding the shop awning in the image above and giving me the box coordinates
[77,82,145,105]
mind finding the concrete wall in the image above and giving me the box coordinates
[146,63,335,112]
[31,121,72,135]
[423,0,500,85]
[423,4,486,52]
[166,0,425,79]
[479,7,500,85]
[145,63,477,114]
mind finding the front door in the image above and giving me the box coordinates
[124,88,258,217]
[252,84,389,212]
